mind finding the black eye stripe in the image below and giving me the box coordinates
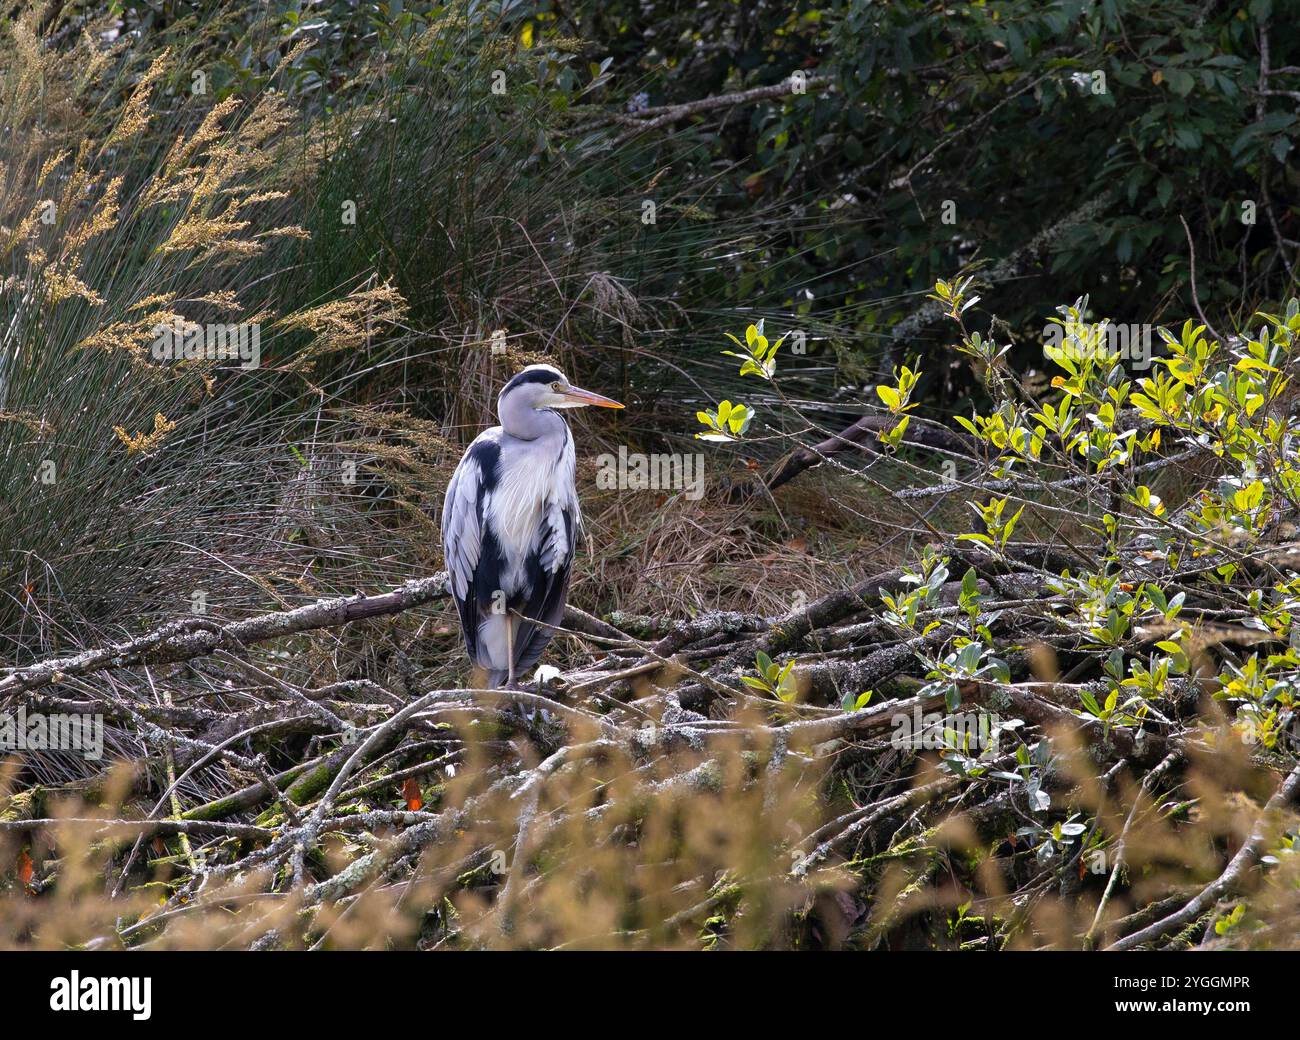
[502,367,564,393]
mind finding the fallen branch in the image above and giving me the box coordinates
[1107,760,1300,951]
[0,574,452,702]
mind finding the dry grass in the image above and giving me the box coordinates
[3,712,1297,950]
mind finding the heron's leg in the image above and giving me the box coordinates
[505,614,517,689]
[503,614,540,726]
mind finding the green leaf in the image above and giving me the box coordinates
[1164,68,1195,96]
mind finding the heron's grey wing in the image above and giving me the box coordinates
[441,430,501,665]
[511,500,577,678]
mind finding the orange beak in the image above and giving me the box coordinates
[561,385,624,409]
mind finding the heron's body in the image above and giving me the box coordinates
[441,366,621,687]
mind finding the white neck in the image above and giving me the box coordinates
[499,393,565,440]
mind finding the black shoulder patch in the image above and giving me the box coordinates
[466,437,501,492]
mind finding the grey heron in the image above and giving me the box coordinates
[441,364,623,688]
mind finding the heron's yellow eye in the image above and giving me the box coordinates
[551,381,563,391]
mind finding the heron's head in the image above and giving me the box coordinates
[499,364,624,412]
